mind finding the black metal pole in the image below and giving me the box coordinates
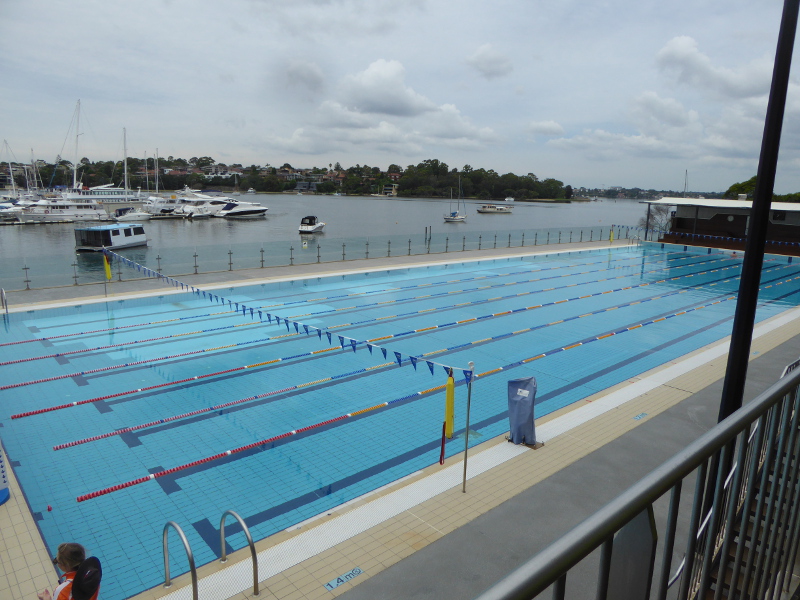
[717,0,800,423]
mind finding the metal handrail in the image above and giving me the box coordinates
[220,509,259,596]
[665,421,762,587]
[1,288,7,314]
[163,521,198,600]
[472,365,800,600]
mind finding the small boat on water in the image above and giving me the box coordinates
[504,196,515,202]
[19,197,110,223]
[477,204,513,214]
[246,188,256,194]
[299,215,325,233]
[115,207,151,221]
[217,201,268,219]
[74,223,147,251]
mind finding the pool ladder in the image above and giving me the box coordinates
[1,288,7,314]
[163,509,260,600]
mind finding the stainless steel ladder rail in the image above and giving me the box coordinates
[163,521,198,600]
[220,509,259,596]
[1,288,7,314]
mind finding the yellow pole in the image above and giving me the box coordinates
[445,369,455,438]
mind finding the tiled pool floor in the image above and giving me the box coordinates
[5,241,800,600]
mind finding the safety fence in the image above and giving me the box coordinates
[2,225,659,291]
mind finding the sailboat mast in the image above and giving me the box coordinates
[123,128,129,196]
[155,148,159,193]
[73,100,81,190]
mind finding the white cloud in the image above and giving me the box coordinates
[466,43,513,79]
[656,36,772,99]
[528,120,565,136]
[339,59,437,116]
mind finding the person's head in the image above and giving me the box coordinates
[52,543,85,572]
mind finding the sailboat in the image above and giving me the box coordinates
[444,175,466,222]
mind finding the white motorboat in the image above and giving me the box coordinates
[504,196,515,202]
[115,207,151,221]
[246,188,256,194]
[74,223,147,251]
[477,204,513,214]
[299,215,325,233]
[143,187,231,217]
[217,200,268,219]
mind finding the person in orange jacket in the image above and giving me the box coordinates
[37,543,101,600]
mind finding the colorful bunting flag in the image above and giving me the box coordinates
[394,351,402,366]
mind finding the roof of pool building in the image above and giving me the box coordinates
[4,239,800,600]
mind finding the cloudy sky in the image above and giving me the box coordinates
[2,0,800,193]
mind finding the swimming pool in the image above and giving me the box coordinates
[3,242,800,600]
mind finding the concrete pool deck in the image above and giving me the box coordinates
[3,239,800,600]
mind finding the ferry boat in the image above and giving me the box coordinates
[74,223,148,251]
[299,215,325,233]
[477,204,513,214]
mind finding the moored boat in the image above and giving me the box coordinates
[299,215,325,233]
[477,204,513,214]
[74,223,147,251]
[218,200,268,219]
[19,197,110,223]
[115,207,151,221]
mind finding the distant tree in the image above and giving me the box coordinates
[316,181,336,194]
[638,204,672,232]
[724,176,757,199]
[387,164,403,174]
[262,175,283,192]
[564,185,573,199]
[334,162,343,171]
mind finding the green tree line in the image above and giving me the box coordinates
[10,156,567,199]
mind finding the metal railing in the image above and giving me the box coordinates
[162,509,260,600]
[1,225,652,291]
[473,366,800,600]
[163,521,198,600]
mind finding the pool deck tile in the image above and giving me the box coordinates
[5,240,800,600]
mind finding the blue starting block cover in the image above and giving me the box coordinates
[507,376,537,445]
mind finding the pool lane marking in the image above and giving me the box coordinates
[0,255,744,370]
[73,285,760,503]
[4,259,758,394]
[55,267,779,447]
[2,250,721,346]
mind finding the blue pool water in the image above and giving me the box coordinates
[2,242,800,600]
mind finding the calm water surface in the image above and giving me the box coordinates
[0,194,647,289]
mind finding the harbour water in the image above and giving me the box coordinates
[0,194,648,290]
